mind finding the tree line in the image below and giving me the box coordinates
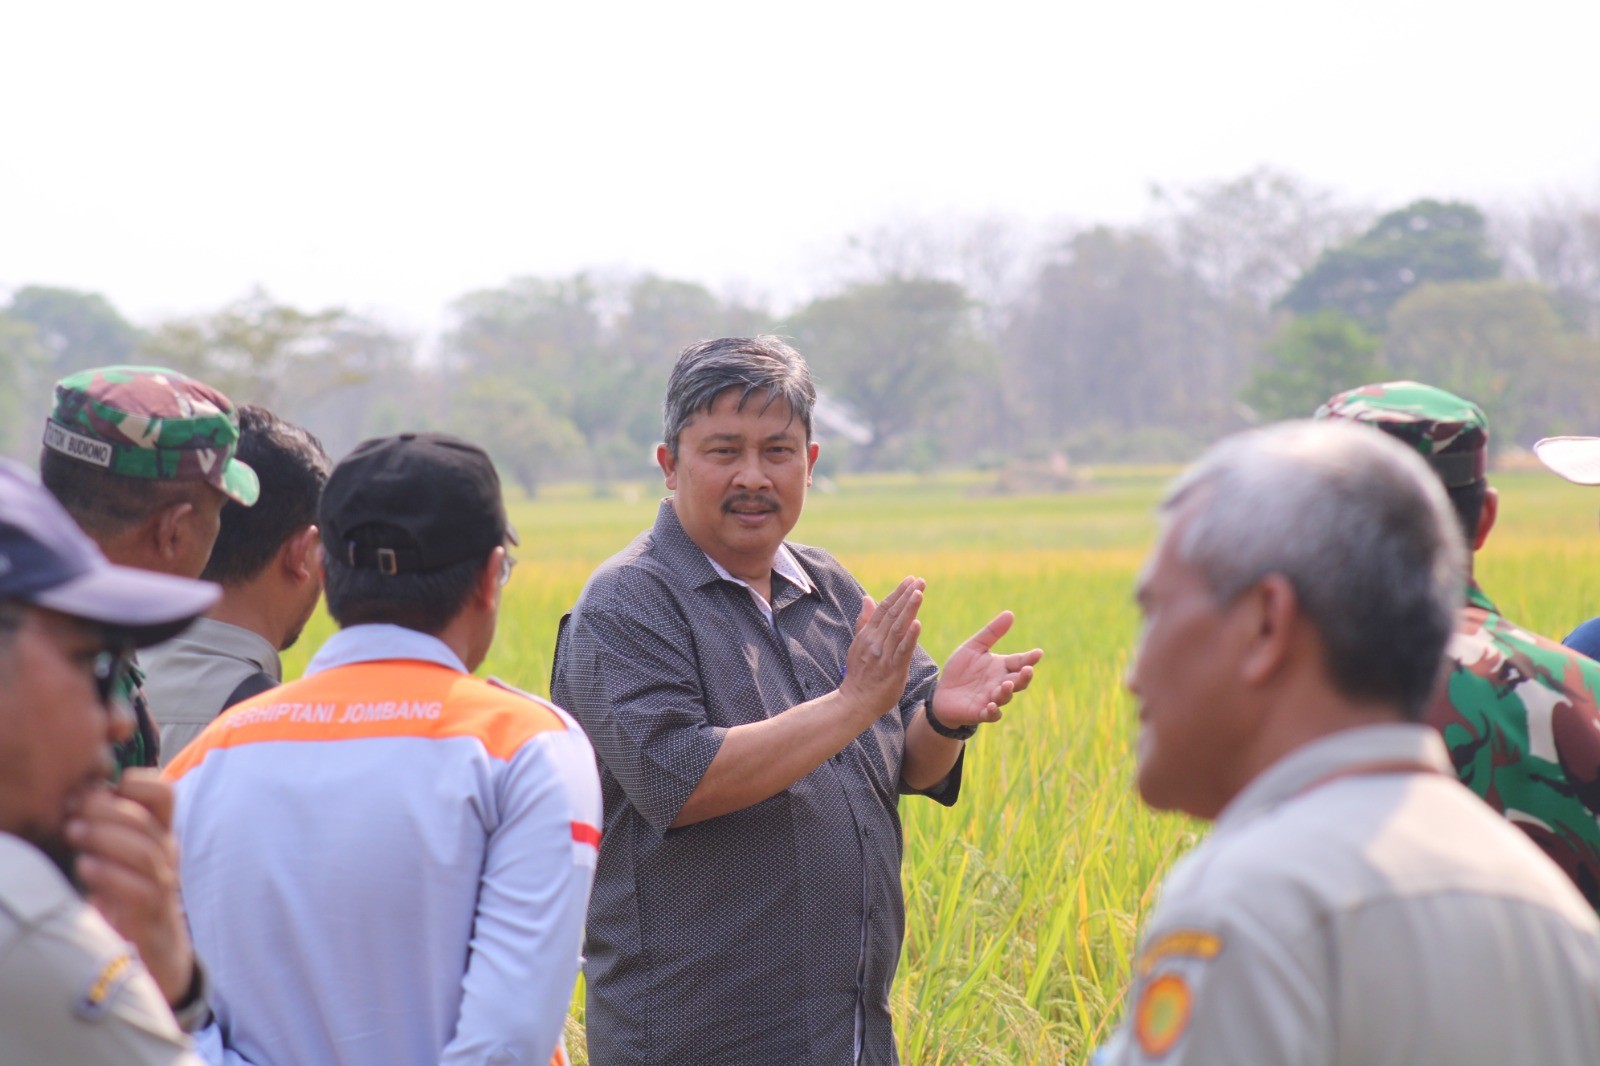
[5,168,1598,492]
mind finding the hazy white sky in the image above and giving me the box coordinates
[4,0,1597,335]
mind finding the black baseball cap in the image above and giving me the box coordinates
[0,461,218,646]
[320,433,517,575]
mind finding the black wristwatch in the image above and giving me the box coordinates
[923,700,977,741]
[169,958,213,1033]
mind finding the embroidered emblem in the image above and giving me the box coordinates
[1135,973,1193,1057]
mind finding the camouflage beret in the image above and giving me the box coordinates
[44,365,260,506]
[1314,381,1488,488]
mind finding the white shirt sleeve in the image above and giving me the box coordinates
[439,726,602,1065]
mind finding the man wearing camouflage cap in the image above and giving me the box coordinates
[1318,381,1600,911]
[39,365,259,771]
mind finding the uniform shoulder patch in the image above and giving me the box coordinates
[1135,972,1193,1057]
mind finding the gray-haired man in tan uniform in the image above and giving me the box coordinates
[1097,421,1600,1065]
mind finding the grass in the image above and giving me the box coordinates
[283,465,1600,1064]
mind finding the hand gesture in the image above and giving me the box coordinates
[67,768,196,1006]
[932,611,1043,728]
[840,576,925,719]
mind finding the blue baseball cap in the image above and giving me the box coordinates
[0,460,218,646]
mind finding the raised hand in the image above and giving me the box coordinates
[840,576,925,719]
[931,611,1043,728]
[68,768,196,1006]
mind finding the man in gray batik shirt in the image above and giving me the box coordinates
[552,336,1043,1065]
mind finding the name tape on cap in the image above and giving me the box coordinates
[43,421,114,468]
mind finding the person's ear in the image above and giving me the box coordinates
[1236,573,1298,688]
[281,526,321,583]
[805,441,820,486]
[154,501,195,564]
[657,443,678,490]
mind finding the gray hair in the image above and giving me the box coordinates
[662,336,816,457]
[1164,419,1466,720]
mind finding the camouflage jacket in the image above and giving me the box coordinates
[1428,582,1600,911]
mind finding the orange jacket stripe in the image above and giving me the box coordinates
[164,660,568,782]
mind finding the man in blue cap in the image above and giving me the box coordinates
[0,460,219,1062]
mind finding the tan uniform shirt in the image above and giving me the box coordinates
[0,834,203,1066]
[141,617,281,764]
[1097,724,1600,1066]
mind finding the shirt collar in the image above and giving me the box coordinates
[304,623,469,677]
[703,544,813,596]
[186,616,282,678]
[1214,723,1451,832]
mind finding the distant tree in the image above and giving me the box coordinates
[827,215,1042,462]
[0,313,51,457]
[786,277,983,469]
[1498,192,1600,338]
[135,289,417,459]
[1241,311,1383,421]
[6,285,139,374]
[1382,279,1598,445]
[442,276,597,490]
[1003,226,1225,455]
[140,288,408,417]
[453,374,583,497]
[1281,199,1502,330]
[1153,167,1364,314]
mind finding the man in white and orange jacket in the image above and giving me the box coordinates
[165,433,600,1066]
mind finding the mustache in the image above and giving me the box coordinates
[723,494,780,514]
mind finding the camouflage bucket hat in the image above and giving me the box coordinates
[1314,380,1488,488]
[44,365,260,506]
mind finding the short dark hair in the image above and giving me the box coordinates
[662,336,816,457]
[321,540,487,635]
[201,406,331,586]
[40,449,211,538]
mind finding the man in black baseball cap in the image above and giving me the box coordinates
[0,460,216,1062]
[319,431,518,580]
[164,433,599,1066]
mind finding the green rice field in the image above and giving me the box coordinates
[284,464,1600,1064]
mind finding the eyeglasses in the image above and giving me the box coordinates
[498,553,519,588]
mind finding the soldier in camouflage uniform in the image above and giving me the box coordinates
[39,366,259,771]
[1318,381,1600,910]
